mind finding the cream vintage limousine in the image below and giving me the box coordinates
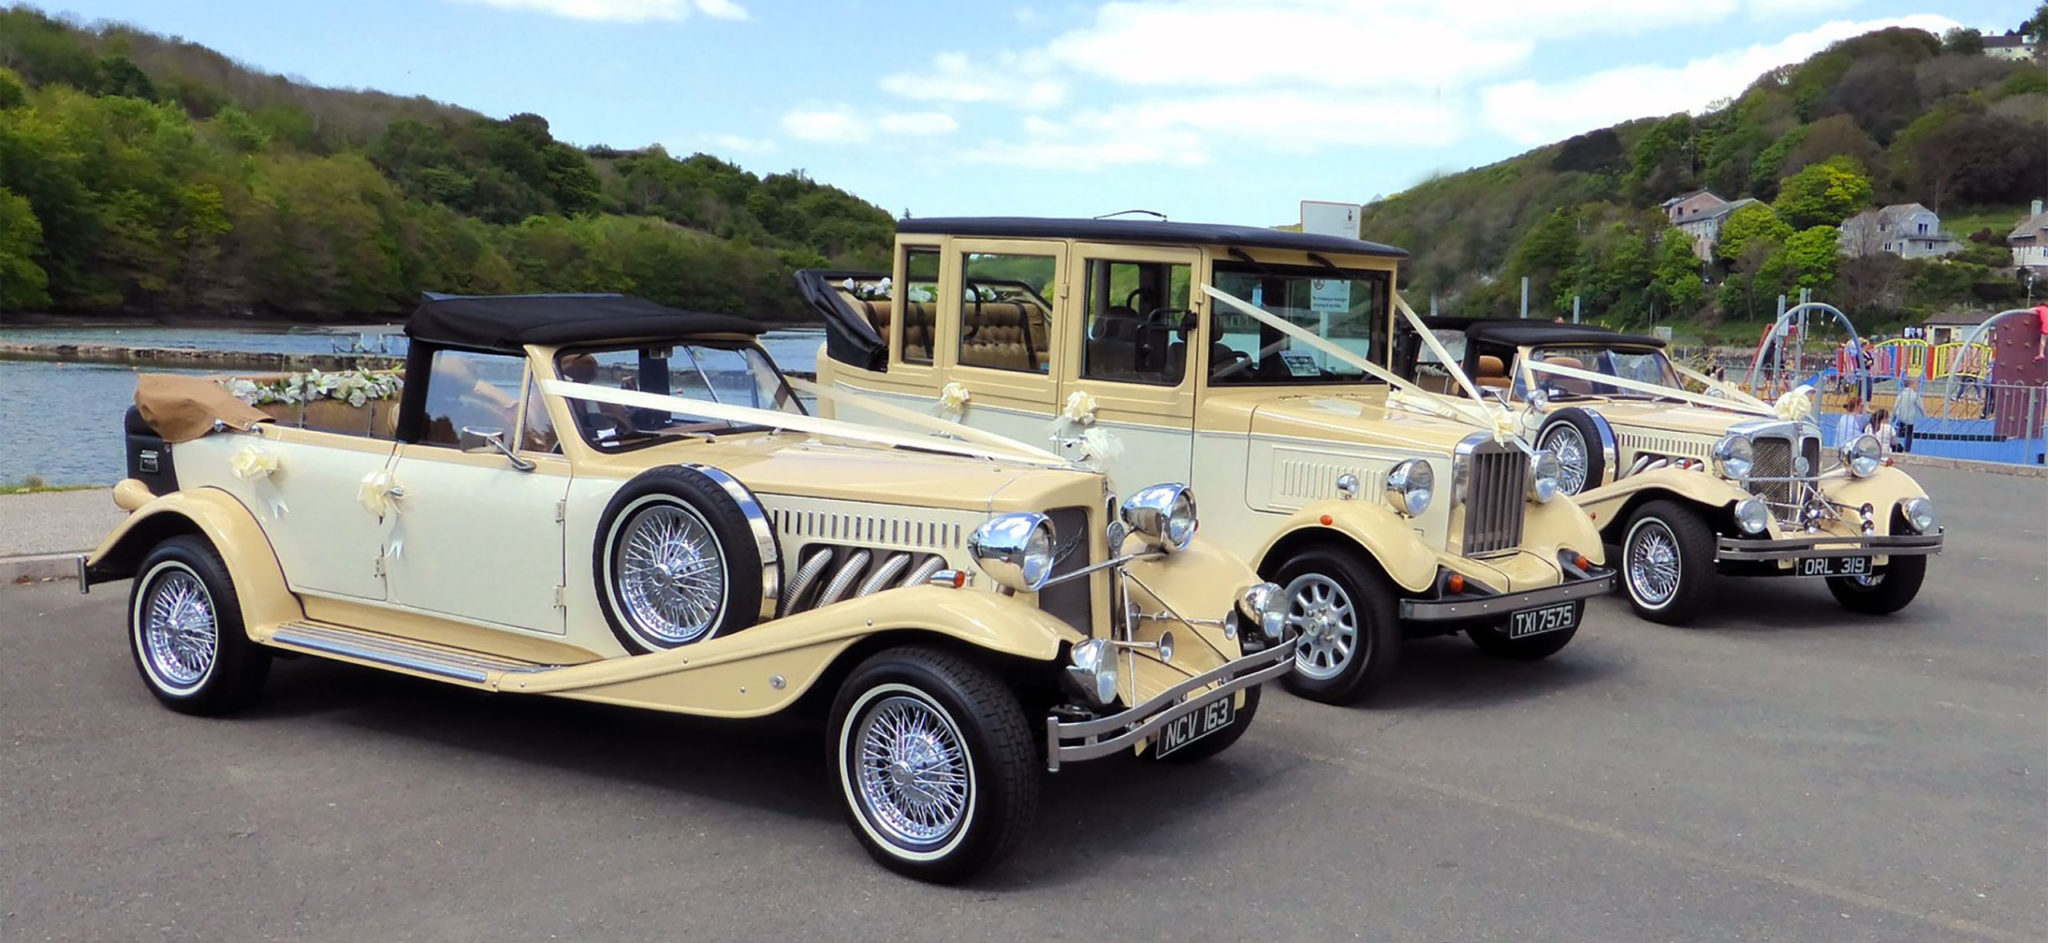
[800,217,1616,705]
[81,293,1292,883]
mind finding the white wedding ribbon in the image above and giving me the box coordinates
[937,381,971,418]
[1201,284,1505,434]
[230,446,288,518]
[785,376,1065,464]
[1520,359,1777,417]
[1391,291,1490,407]
[541,379,1068,468]
[357,468,405,558]
[1670,361,1769,409]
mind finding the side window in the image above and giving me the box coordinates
[516,369,558,453]
[958,252,1055,373]
[419,350,526,447]
[1080,258,1191,386]
[899,247,940,365]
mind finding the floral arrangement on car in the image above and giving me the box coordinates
[224,369,403,409]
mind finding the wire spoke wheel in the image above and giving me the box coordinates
[1541,423,1589,495]
[615,502,727,647]
[141,567,218,691]
[1286,573,1359,682]
[853,692,972,849]
[1627,519,1682,607]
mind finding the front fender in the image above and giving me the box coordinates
[509,586,1076,718]
[1817,466,1930,535]
[1254,499,1440,593]
[84,485,301,631]
[1576,467,1746,537]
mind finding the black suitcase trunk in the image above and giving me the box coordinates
[124,406,179,495]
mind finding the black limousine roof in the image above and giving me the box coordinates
[896,217,1409,259]
[405,293,765,354]
[1423,317,1666,350]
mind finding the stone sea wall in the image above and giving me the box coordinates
[0,341,402,373]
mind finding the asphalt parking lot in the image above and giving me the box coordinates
[2,465,2043,943]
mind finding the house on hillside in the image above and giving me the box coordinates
[1982,30,2038,60]
[1660,190,1726,225]
[1838,203,1961,259]
[2010,200,2048,271]
[1670,196,1759,262]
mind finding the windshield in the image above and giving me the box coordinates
[555,342,805,451]
[1519,345,1680,399]
[1208,263,1389,385]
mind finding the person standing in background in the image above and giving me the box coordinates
[1870,407,1896,453]
[1893,378,1924,453]
[1836,397,1868,447]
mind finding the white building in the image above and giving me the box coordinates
[1982,30,2038,60]
[2011,200,2048,271]
[1838,203,1962,260]
[1674,197,1759,262]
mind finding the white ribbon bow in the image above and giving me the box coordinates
[937,381,971,418]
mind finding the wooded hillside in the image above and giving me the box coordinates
[0,5,894,321]
[1360,17,2048,331]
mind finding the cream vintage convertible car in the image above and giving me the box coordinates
[81,293,1291,882]
[799,217,1615,706]
[1396,317,1942,624]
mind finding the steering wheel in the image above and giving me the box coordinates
[1209,348,1256,381]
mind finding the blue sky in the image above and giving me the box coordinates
[50,0,2032,225]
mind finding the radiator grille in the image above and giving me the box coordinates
[1748,434,1821,524]
[1462,447,1527,557]
[1038,506,1094,635]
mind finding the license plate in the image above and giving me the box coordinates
[1153,695,1234,759]
[1508,602,1578,639]
[1797,556,1870,577]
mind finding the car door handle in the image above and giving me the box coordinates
[384,486,405,498]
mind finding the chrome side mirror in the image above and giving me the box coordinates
[459,426,536,472]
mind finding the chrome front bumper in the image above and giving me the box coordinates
[1715,528,1945,563]
[1398,570,1616,622]
[1044,641,1293,772]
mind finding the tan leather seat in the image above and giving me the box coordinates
[1476,354,1511,389]
[1544,355,1592,394]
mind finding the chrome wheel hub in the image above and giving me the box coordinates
[856,694,970,847]
[1542,424,1589,495]
[1627,521,1681,606]
[143,569,217,689]
[1285,574,1358,682]
[617,504,726,646]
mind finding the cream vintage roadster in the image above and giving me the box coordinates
[1395,317,1942,624]
[799,217,1615,706]
[80,293,1292,883]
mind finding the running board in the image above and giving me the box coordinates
[267,622,555,686]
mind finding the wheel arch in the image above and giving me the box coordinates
[1253,502,1438,594]
[1579,471,1743,543]
[86,488,301,631]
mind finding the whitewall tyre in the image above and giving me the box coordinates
[594,466,769,654]
[1621,501,1715,625]
[127,535,269,715]
[829,646,1036,883]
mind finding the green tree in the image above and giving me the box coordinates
[1649,228,1705,318]
[1760,225,1839,293]
[0,187,52,309]
[1772,158,1872,229]
[0,66,26,110]
[1715,203,1793,265]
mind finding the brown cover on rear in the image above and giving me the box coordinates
[134,374,271,443]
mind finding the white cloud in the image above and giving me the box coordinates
[448,0,747,21]
[965,91,1461,169]
[782,107,869,143]
[880,51,1068,109]
[877,111,961,136]
[1479,13,1964,145]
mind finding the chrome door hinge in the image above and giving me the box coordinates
[553,585,566,608]
[373,554,387,577]
[554,500,566,523]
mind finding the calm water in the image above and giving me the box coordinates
[0,327,826,486]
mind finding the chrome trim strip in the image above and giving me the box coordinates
[683,463,783,621]
[76,554,89,595]
[1584,410,1619,486]
[1398,572,1616,621]
[1714,529,1945,562]
[269,624,551,684]
[1045,641,1294,772]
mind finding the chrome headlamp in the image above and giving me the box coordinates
[1733,496,1770,535]
[1122,483,1197,553]
[1065,637,1119,708]
[1841,434,1882,478]
[1712,434,1755,480]
[1900,496,1936,534]
[968,512,1056,592]
[1528,449,1561,504]
[1385,459,1434,517]
[1235,581,1286,642]
[1526,389,1550,415]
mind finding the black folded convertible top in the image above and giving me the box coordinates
[1419,316,1665,349]
[405,293,766,354]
